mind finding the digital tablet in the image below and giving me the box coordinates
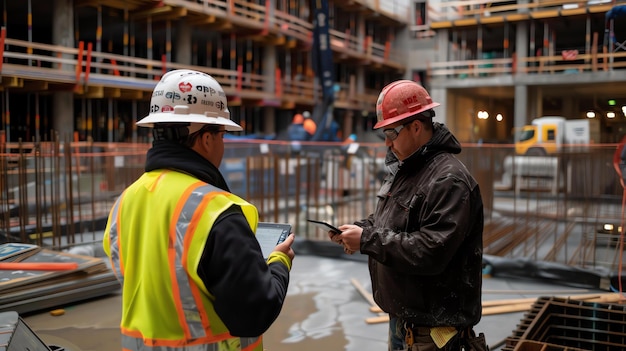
[256,222,291,259]
[306,219,342,234]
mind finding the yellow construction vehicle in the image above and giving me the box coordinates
[515,116,601,156]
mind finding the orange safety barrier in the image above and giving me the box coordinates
[160,54,167,80]
[275,68,282,96]
[384,41,390,60]
[363,36,371,53]
[74,41,84,90]
[110,58,120,76]
[84,42,93,85]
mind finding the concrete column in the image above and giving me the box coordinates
[52,0,74,140]
[357,15,365,54]
[431,87,447,125]
[175,21,192,65]
[263,45,277,96]
[435,28,450,62]
[356,66,365,95]
[432,28,449,125]
[514,85,528,142]
[264,108,276,136]
[530,87,543,119]
[428,29,454,124]
[515,22,528,73]
[517,0,530,14]
[262,44,277,135]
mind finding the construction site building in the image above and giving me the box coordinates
[409,0,626,143]
[2,1,626,144]
[0,0,409,143]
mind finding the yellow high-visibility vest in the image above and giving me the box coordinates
[103,170,262,351]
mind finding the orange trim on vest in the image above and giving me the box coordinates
[242,336,263,351]
[122,327,234,347]
[150,170,169,191]
[116,195,126,277]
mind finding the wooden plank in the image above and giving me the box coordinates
[366,315,389,324]
[351,278,377,308]
[366,293,624,323]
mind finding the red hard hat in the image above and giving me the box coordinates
[373,80,440,129]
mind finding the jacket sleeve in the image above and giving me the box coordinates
[196,205,290,337]
[361,175,472,275]
[354,213,375,227]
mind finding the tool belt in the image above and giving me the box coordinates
[404,324,457,350]
[404,324,489,351]
[458,327,489,351]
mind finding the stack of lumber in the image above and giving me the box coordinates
[503,296,626,351]
[350,278,624,324]
[0,243,120,314]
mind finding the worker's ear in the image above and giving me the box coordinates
[412,119,421,133]
[203,132,215,148]
[194,132,211,151]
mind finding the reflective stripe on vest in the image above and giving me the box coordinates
[121,335,262,351]
[105,171,262,351]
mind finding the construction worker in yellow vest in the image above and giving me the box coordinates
[103,69,295,351]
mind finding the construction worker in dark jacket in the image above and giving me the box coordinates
[103,69,295,351]
[330,80,484,351]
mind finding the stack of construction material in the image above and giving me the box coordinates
[0,243,120,314]
[503,296,626,351]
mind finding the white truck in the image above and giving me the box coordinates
[515,116,601,156]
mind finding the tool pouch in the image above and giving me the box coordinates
[458,327,489,351]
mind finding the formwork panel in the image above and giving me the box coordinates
[504,297,626,351]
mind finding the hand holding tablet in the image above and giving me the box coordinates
[256,222,292,259]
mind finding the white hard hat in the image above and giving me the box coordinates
[137,69,243,132]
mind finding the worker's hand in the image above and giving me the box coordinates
[328,230,343,245]
[327,231,354,254]
[337,224,363,255]
[274,233,295,261]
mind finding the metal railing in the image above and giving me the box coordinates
[429,49,626,79]
[428,0,623,23]
[0,0,404,108]
[1,138,624,271]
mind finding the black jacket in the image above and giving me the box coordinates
[356,123,483,328]
[145,141,290,337]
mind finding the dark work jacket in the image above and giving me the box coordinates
[145,141,290,337]
[356,123,484,328]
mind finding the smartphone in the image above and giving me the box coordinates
[306,219,342,234]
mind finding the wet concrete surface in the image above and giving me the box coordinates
[21,254,600,351]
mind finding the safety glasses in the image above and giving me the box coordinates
[382,123,408,141]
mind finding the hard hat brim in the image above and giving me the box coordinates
[373,102,440,130]
[136,113,243,132]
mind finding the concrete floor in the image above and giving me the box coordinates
[20,254,603,351]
